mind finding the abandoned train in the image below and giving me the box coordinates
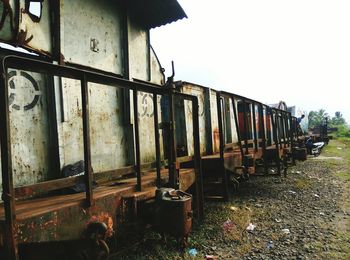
[0,1,304,259]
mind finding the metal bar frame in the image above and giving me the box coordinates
[259,104,268,174]
[0,55,204,257]
[153,94,161,188]
[216,92,229,201]
[252,102,258,152]
[270,108,281,175]
[81,75,93,206]
[0,59,18,260]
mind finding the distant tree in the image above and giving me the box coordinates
[330,111,346,126]
[308,109,329,129]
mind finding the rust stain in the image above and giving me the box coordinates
[88,212,114,238]
[213,127,220,152]
[17,29,33,45]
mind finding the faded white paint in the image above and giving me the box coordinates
[0,0,169,199]
[229,98,238,144]
[181,83,207,156]
[128,18,149,81]
[89,83,134,170]
[150,48,165,85]
[58,78,84,167]
[61,0,124,74]
[8,70,51,187]
[137,93,164,163]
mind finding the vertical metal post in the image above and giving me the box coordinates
[252,102,258,152]
[81,75,93,207]
[281,113,287,148]
[153,94,161,188]
[232,96,244,158]
[0,67,18,260]
[270,109,281,175]
[204,88,213,154]
[133,89,142,191]
[289,115,296,165]
[242,100,249,155]
[259,104,268,174]
[46,76,61,180]
[192,97,204,219]
[168,87,178,188]
[216,92,229,201]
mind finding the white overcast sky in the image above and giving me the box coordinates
[151,0,350,123]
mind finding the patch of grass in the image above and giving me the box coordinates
[294,178,312,190]
[335,172,350,182]
[324,139,350,169]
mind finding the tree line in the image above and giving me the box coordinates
[308,109,349,138]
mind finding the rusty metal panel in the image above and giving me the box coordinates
[60,0,124,74]
[88,83,134,171]
[0,0,18,42]
[0,1,52,54]
[18,0,52,54]
[15,196,121,244]
[210,89,220,154]
[181,83,207,156]
[137,92,161,163]
[58,79,135,171]
[128,18,149,80]
[229,98,238,143]
[58,78,84,167]
[7,70,52,188]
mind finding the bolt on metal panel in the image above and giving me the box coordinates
[60,0,124,74]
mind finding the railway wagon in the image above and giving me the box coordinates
[174,82,296,200]
[0,1,303,259]
[0,1,205,259]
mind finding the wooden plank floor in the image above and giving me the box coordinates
[0,168,195,221]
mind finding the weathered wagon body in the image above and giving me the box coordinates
[0,1,205,259]
[0,1,304,259]
[175,82,295,200]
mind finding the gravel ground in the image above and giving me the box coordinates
[112,139,350,260]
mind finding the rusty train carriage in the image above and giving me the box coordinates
[0,1,303,259]
[0,1,204,259]
[174,82,296,200]
[0,56,203,259]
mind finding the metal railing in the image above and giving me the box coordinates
[0,55,203,259]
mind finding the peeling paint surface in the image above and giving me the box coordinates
[138,92,163,163]
[59,78,84,167]
[181,84,207,156]
[61,0,124,74]
[128,19,149,81]
[8,70,51,187]
[88,83,134,170]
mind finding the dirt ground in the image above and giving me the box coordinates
[112,139,350,260]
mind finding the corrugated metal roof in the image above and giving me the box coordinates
[128,0,187,29]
